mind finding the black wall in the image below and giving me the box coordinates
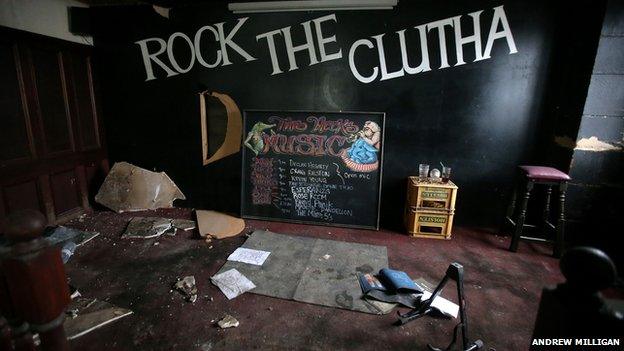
[89,1,603,230]
[566,0,624,269]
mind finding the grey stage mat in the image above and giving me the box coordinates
[217,230,393,314]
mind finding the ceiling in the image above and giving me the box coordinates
[76,0,283,7]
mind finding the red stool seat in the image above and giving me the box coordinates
[519,166,571,181]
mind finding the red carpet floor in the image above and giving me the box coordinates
[64,208,562,350]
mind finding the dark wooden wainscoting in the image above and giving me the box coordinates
[0,26,108,231]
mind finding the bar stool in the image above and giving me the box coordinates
[504,165,570,258]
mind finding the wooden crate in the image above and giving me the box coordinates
[404,177,458,239]
[406,176,458,211]
[404,208,455,239]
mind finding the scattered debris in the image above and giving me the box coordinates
[61,242,77,263]
[43,226,99,263]
[217,314,239,329]
[171,219,197,231]
[211,269,256,300]
[44,226,100,247]
[64,297,133,340]
[70,289,82,300]
[196,210,245,239]
[163,226,177,236]
[95,162,185,213]
[67,308,79,319]
[198,341,213,351]
[174,276,198,303]
[121,217,197,239]
[152,5,170,19]
[122,217,173,239]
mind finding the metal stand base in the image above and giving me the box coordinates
[396,262,484,351]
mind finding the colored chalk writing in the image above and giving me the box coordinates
[241,110,385,229]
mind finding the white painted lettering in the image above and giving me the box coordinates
[426,17,454,69]
[215,17,256,65]
[312,14,343,62]
[135,37,178,81]
[483,5,518,59]
[194,25,222,68]
[256,29,284,75]
[167,32,195,73]
[348,39,378,84]
[372,34,405,81]
[397,24,431,74]
[453,10,485,66]
[282,21,319,71]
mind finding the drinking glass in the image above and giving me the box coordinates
[419,164,430,181]
[442,166,451,183]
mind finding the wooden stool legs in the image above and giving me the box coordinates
[510,180,534,252]
[543,186,552,226]
[554,182,567,258]
[506,178,567,258]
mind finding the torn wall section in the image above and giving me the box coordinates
[566,0,624,270]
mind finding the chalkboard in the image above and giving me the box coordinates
[241,110,385,229]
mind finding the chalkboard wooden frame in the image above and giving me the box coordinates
[240,109,385,230]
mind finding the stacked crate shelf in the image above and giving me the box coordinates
[404,176,458,239]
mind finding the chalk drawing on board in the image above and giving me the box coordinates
[243,122,275,156]
[341,121,382,172]
[240,110,385,230]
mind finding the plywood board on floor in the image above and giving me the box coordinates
[216,230,393,314]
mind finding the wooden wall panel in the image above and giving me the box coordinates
[0,41,33,163]
[0,26,109,230]
[71,55,100,150]
[2,180,42,213]
[50,169,80,216]
[30,48,74,155]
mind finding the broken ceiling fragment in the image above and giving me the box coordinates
[64,297,133,340]
[171,219,197,231]
[122,217,173,239]
[44,226,100,247]
[217,314,239,329]
[174,276,198,303]
[95,162,185,213]
[196,210,245,239]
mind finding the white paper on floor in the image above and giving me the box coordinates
[211,268,256,300]
[227,248,271,266]
[421,291,460,318]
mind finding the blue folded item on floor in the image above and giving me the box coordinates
[358,268,425,308]
[359,268,424,294]
[379,268,423,292]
